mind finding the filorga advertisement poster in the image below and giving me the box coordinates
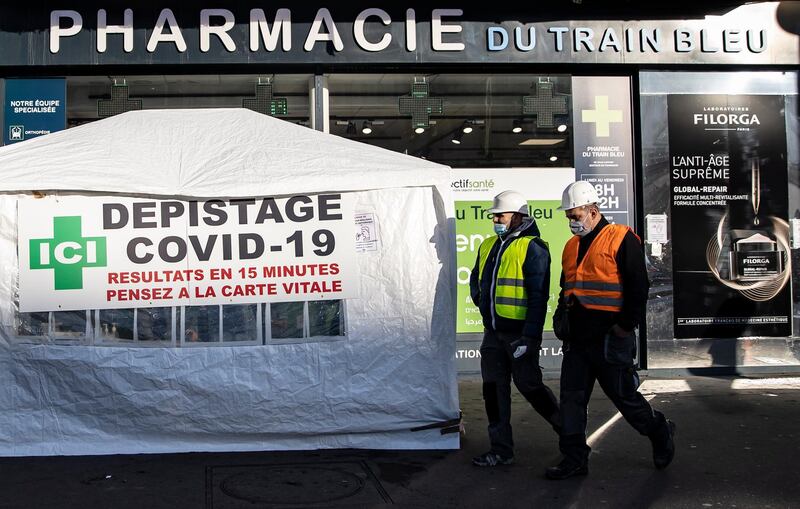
[668,94,792,339]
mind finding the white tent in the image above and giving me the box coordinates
[0,109,459,456]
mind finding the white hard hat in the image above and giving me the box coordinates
[487,190,529,216]
[557,181,600,211]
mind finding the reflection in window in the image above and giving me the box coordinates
[328,74,574,169]
[184,305,220,343]
[52,311,86,337]
[67,74,312,126]
[222,304,258,342]
[270,302,304,339]
[309,300,342,337]
[18,312,49,336]
[137,307,172,342]
[98,309,134,341]
[13,301,345,345]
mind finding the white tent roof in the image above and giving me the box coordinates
[0,108,448,196]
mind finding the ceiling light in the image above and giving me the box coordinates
[557,124,568,132]
[451,131,463,145]
[415,126,425,134]
[462,121,473,134]
[549,155,558,162]
[361,120,373,135]
[512,119,523,134]
[518,138,566,146]
[346,121,356,136]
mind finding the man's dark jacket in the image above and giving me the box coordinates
[555,216,650,342]
[469,219,550,339]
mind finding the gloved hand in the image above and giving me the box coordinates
[553,305,570,341]
[511,336,538,359]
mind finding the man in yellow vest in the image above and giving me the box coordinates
[546,181,675,480]
[469,190,560,467]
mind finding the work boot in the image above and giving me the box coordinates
[545,457,588,480]
[471,451,513,467]
[651,420,676,469]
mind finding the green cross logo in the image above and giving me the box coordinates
[29,216,107,290]
[581,95,623,137]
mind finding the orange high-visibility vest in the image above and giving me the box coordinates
[562,224,634,312]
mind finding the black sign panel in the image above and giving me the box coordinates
[0,3,793,67]
[668,94,791,338]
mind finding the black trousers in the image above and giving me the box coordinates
[480,329,559,458]
[559,332,668,463]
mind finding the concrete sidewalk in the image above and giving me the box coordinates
[2,375,799,508]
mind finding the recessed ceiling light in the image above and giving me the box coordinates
[462,121,473,134]
[557,124,568,132]
[549,155,558,162]
[415,126,425,134]
[361,120,373,135]
[518,138,565,146]
[512,119,523,134]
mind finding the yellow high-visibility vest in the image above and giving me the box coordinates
[477,235,537,320]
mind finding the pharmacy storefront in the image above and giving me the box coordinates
[1,1,798,374]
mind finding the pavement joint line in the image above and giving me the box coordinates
[730,377,800,389]
[586,395,655,448]
[640,379,693,393]
[638,377,800,395]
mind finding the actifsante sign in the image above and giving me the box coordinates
[18,194,358,312]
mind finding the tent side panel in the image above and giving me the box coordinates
[0,187,459,455]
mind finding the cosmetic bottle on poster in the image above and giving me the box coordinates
[728,157,781,281]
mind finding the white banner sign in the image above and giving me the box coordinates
[18,194,358,312]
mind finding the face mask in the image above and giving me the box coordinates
[569,218,591,237]
[494,222,509,235]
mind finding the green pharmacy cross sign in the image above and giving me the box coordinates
[29,216,107,290]
[399,81,443,129]
[523,81,568,129]
[242,83,288,116]
[97,84,143,118]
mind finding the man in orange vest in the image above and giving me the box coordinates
[469,190,560,467]
[546,181,675,480]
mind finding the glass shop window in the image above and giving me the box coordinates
[327,73,574,169]
[183,305,220,344]
[15,310,91,343]
[17,312,50,338]
[222,304,260,343]
[97,309,134,341]
[94,308,175,345]
[136,307,174,343]
[266,300,345,343]
[309,301,343,337]
[14,300,345,346]
[639,70,799,370]
[66,74,311,127]
[52,311,89,338]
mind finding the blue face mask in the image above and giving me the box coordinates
[494,222,508,235]
[569,216,592,237]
